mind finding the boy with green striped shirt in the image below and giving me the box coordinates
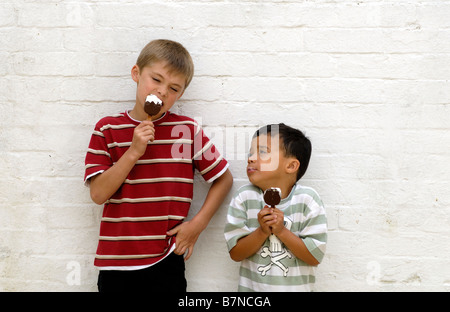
[224,124,327,291]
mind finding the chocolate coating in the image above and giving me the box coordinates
[144,100,162,116]
[263,188,281,207]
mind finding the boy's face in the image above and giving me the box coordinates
[131,60,186,120]
[247,134,284,191]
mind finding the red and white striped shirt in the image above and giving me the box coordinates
[84,110,228,268]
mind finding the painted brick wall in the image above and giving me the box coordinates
[1,0,449,291]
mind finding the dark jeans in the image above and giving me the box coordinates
[97,253,187,292]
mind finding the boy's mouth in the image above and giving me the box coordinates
[144,94,163,116]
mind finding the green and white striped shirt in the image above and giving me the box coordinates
[224,183,327,292]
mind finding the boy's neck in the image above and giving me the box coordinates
[260,180,296,201]
[278,182,296,200]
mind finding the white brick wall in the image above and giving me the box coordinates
[1,0,449,291]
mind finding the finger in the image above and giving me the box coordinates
[135,123,154,134]
[262,212,276,220]
[167,227,179,237]
[139,128,155,137]
[135,121,152,131]
[174,248,184,256]
[145,135,156,143]
[265,218,277,227]
[272,208,283,214]
[184,247,193,261]
[270,209,282,218]
[174,244,186,255]
[259,208,272,217]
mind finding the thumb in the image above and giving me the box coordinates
[167,226,179,236]
[184,246,194,261]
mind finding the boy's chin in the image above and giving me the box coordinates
[248,176,265,190]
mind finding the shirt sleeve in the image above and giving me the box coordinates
[299,195,327,263]
[84,122,113,185]
[192,124,228,183]
[224,190,252,251]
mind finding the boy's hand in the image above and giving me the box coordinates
[129,121,155,158]
[269,208,285,235]
[258,205,276,236]
[166,220,203,261]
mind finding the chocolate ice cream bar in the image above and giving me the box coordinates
[263,187,281,207]
[144,94,163,119]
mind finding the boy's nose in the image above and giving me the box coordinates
[156,87,167,98]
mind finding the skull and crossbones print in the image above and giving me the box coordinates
[257,218,293,277]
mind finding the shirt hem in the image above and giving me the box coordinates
[96,243,177,271]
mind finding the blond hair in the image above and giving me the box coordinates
[136,39,194,88]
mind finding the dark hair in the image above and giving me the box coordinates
[253,123,312,181]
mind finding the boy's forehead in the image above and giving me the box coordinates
[146,60,179,75]
[144,61,186,85]
[251,134,280,148]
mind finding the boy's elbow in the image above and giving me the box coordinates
[229,250,243,262]
[306,254,322,266]
[89,182,106,205]
[309,258,320,266]
[230,256,242,262]
[91,197,106,206]
[88,175,108,205]
[229,246,246,262]
[90,188,106,205]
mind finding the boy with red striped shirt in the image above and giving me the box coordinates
[84,39,233,292]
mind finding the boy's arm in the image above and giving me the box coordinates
[229,228,268,262]
[229,206,273,261]
[89,149,139,204]
[89,121,155,204]
[230,207,320,265]
[276,228,319,266]
[271,208,320,266]
[167,169,233,261]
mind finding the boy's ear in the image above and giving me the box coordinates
[286,158,300,175]
[131,65,140,83]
